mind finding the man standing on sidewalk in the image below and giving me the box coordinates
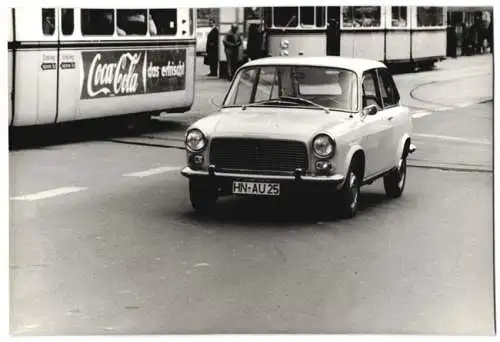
[246,23,262,61]
[204,19,219,76]
[223,24,244,81]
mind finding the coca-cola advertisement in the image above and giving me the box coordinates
[81,48,186,100]
[146,49,186,94]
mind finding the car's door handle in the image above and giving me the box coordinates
[387,116,393,121]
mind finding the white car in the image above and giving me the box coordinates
[181,56,416,218]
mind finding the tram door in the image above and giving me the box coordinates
[37,8,60,125]
[326,6,341,56]
[57,8,79,123]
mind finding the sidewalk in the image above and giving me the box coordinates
[434,53,493,71]
[396,54,493,111]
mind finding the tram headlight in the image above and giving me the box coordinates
[185,129,206,152]
[280,39,290,49]
[312,134,335,158]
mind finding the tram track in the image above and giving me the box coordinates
[407,71,492,109]
[107,137,492,174]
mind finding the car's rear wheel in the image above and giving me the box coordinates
[337,168,360,219]
[383,157,407,198]
[189,179,217,214]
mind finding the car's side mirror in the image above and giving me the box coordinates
[363,104,378,116]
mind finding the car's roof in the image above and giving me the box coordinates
[243,56,387,73]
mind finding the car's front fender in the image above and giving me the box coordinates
[396,133,416,164]
[337,143,364,187]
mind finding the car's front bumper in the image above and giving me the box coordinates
[181,165,345,193]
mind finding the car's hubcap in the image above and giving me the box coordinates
[398,159,406,189]
[349,173,358,210]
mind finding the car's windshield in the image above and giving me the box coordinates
[223,65,359,112]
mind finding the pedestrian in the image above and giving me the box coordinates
[260,24,269,58]
[471,18,481,54]
[462,22,471,55]
[223,24,244,81]
[488,20,493,52]
[446,24,457,58]
[246,23,262,61]
[326,18,340,56]
[204,19,219,77]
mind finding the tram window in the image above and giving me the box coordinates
[273,7,298,28]
[61,9,74,35]
[377,68,399,107]
[300,7,314,26]
[244,7,261,20]
[263,7,272,28]
[150,9,177,35]
[81,9,115,36]
[316,7,326,27]
[417,7,444,27]
[449,11,463,27]
[343,6,381,28]
[391,6,407,28]
[116,9,148,36]
[42,8,55,36]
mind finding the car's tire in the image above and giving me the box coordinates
[189,179,217,214]
[383,157,407,198]
[337,167,360,219]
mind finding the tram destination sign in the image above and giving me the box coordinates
[81,48,186,99]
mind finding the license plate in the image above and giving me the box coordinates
[232,181,280,196]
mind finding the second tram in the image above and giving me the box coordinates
[218,6,447,73]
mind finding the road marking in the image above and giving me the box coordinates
[413,133,492,145]
[433,106,455,111]
[412,111,431,119]
[454,101,476,108]
[10,187,87,201]
[123,166,179,178]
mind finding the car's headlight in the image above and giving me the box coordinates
[185,129,206,152]
[312,134,335,158]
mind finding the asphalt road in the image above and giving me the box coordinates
[9,56,494,336]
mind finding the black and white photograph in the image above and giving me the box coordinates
[4,1,497,340]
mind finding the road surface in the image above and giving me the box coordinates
[9,55,494,335]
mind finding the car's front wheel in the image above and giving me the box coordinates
[337,168,360,219]
[383,157,407,198]
[189,179,217,214]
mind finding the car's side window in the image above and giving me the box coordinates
[377,68,400,107]
[362,70,383,109]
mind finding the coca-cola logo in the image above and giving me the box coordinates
[81,49,186,99]
[87,52,142,97]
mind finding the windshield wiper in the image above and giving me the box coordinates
[279,96,330,114]
[241,99,298,110]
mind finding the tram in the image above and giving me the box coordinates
[234,6,447,70]
[8,8,196,128]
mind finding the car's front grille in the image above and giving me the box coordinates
[209,138,308,173]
